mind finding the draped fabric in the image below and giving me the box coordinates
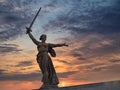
[37,52,59,86]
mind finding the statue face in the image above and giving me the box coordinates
[42,35,46,41]
[40,34,47,41]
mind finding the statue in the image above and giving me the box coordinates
[25,7,68,89]
[26,28,68,89]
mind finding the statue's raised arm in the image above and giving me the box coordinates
[26,27,39,45]
[25,7,41,45]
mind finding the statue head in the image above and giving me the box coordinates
[40,34,47,42]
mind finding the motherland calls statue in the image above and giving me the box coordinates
[26,28,68,89]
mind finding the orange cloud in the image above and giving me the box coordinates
[0,81,42,90]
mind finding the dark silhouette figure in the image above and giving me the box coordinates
[26,28,68,89]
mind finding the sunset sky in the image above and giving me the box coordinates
[0,0,120,90]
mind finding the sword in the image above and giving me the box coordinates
[26,7,41,34]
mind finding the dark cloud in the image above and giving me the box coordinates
[85,34,120,56]
[1,0,120,42]
[0,71,77,81]
[16,61,33,67]
[0,44,22,55]
[0,72,42,81]
[70,52,87,60]
[71,53,82,57]
[58,71,77,78]
[78,57,87,60]
[67,32,120,60]
[83,63,120,72]
[78,63,104,71]
[57,60,71,65]
[92,64,120,72]
[63,64,120,82]
[0,0,38,41]
[0,0,65,42]
[109,59,120,63]
[44,0,120,34]
[42,0,120,62]
[0,69,7,74]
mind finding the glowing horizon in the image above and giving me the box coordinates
[0,0,120,90]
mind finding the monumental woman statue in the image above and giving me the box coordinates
[26,28,68,89]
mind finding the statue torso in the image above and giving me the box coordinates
[37,42,49,53]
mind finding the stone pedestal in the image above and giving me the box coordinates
[40,84,58,90]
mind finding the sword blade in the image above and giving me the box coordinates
[29,7,41,29]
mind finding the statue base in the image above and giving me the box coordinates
[39,84,58,90]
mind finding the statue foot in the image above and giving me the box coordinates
[39,84,58,89]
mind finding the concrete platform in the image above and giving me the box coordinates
[38,80,120,90]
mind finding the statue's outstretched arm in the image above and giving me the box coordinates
[49,43,68,48]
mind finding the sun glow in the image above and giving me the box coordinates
[59,81,66,87]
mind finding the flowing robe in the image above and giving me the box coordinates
[36,42,59,86]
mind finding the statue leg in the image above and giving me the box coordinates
[47,56,59,87]
[37,54,59,89]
